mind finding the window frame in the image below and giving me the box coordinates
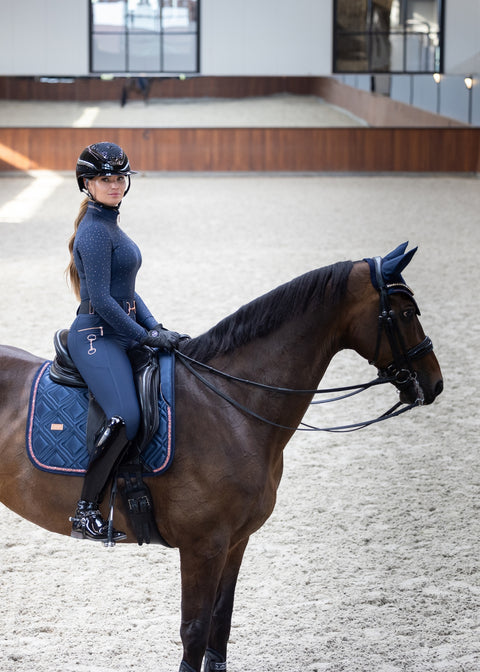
[89,0,200,75]
[333,0,444,75]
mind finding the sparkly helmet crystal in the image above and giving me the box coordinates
[76,141,136,195]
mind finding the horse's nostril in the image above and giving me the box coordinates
[435,380,444,397]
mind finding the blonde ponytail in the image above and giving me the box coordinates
[66,197,89,300]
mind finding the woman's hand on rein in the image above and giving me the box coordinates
[141,324,183,351]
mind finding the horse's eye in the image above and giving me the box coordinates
[401,308,415,321]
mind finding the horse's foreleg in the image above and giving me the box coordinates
[178,544,229,672]
[204,537,249,671]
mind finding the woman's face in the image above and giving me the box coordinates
[85,174,128,207]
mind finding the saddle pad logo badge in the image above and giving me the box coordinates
[50,423,64,431]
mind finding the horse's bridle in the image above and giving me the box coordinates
[369,256,433,405]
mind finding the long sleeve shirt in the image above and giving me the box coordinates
[72,201,157,342]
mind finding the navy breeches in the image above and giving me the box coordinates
[68,314,140,440]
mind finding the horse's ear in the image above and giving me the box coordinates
[364,242,418,289]
[383,242,409,261]
[381,242,417,283]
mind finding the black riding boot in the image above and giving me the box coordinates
[70,500,126,542]
[70,416,130,542]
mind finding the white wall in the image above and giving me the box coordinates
[0,0,332,77]
[0,0,477,79]
[201,0,332,76]
[444,0,480,74]
[0,0,89,76]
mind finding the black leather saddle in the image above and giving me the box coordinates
[49,329,160,454]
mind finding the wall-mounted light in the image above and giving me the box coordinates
[432,73,441,114]
[464,76,474,124]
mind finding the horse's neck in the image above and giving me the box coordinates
[210,303,343,437]
[241,306,341,390]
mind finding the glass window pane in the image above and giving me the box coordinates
[92,0,125,30]
[336,1,368,32]
[163,33,197,72]
[127,0,160,32]
[390,32,405,71]
[162,0,198,33]
[92,33,126,72]
[389,0,403,29]
[371,1,395,33]
[405,31,435,71]
[128,33,161,71]
[335,32,369,72]
[405,0,439,28]
[370,33,392,71]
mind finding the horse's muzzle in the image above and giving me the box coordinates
[396,371,424,406]
[399,374,443,406]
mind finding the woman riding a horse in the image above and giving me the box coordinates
[66,141,180,543]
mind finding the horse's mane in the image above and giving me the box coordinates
[181,260,354,363]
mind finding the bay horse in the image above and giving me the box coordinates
[0,244,442,672]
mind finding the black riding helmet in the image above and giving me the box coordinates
[76,141,136,197]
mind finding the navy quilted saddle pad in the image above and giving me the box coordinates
[26,353,175,477]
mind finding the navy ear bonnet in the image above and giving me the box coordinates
[364,242,420,312]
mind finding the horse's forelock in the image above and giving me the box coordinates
[182,261,353,363]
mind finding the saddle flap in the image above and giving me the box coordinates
[128,345,160,454]
[50,329,86,387]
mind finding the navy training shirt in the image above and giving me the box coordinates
[73,201,157,342]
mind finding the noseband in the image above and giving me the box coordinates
[369,256,433,403]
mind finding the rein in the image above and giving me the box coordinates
[175,350,420,433]
[175,257,434,434]
[176,350,389,397]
